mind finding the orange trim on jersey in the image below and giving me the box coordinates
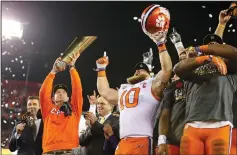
[151,87,161,101]
[120,90,127,110]
[125,88,140,108]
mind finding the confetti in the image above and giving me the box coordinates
[3,120,7,123]
[233,29,235,32]
[133,17,138,20]
[12,101,15,105]
[10,45,14,48]
[17,113,20,115]
[10,115,12,118]
[11,60,15,62]
[138,19,141,22]
[209,27,212,32]
[5,104,8,108]
[6,138,8,141]
[229,24,233,28]
[60,53,64,56]
[12,74,15,77]
[202,6,206,8]
[15,58,18,61]
[31,41,34,45]
[22,66,25,69]
[20,60,23,63]
[19,56,22,58]
[23,42,26,44]
[11,122,14,124]
[228,29,230,32]
[23,73,25,77]
[6,8,9,10]
[209,14,213,18]
[5,67,8,71]
[194,39,197,42]
[5,80,8,84]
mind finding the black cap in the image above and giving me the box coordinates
[134,62,150,73]
[203,34,223,45]
[53,84,68,94]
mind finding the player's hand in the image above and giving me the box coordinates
[147,31,167,46]
[51,57,66,74]
[104,133,109,140]
[185,46,198,58]
[96,52,109,71]
[169,27,181,44]
[87,90,99,105]
[68,52,81,66]
[103,124,114,136]
[156,144,168,155]
[85,112,98,125]
[16,123,26,133]
[210,56,227,75]
[219,9,231,25]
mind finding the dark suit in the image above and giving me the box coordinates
[80,114,119,155]
[9,119,43,155]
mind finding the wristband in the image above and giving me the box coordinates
[158,44,167,53]
[195,45,208,54]
[158,135,167,146]
[195,55,212,65]
[98,70,106,77]
[218,23,226,29]
[174,42,184,50]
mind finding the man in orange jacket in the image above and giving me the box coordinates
[40,53,83,155]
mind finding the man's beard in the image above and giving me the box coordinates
[127,74,149,84]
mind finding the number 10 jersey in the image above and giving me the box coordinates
[118,78,160,138]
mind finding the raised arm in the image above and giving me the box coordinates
[39,72,55,120]
[40,57,67,119]
[174,55,227,80]
[214,9,231,39]
[70,67,83,119]
[96,52,118,105]
[151,43,172,99]
[195,44,237,60]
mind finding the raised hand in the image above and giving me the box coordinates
[169,27,181,44]
[96,51,109,71]
[87,90,99,105]
[68,52,81,66]
[219,9,231,25]
[51,57,66,74]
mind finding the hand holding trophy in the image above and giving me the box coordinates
[55,36,97,71]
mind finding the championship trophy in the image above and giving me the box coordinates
[56,36,97,69]
[143,48,154,77]
[227,2,237,18]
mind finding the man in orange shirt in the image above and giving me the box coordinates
[40,53,83,155]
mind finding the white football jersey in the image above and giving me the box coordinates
[118,78,160,138]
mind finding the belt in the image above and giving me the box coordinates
[45,149,72,154]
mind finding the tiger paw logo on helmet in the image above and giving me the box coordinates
[141,4,170,35]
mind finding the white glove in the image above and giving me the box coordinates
[146,31,167,46]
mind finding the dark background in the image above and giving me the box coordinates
[2,1,237,111]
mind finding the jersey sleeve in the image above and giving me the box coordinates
[70,67,83,119]
[39,73,55,120]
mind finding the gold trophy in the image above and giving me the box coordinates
[56,36,97,69]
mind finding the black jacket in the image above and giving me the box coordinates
[9,119,43,155]
[80,114,119,155]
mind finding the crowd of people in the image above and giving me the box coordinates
[5,2,237,155]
